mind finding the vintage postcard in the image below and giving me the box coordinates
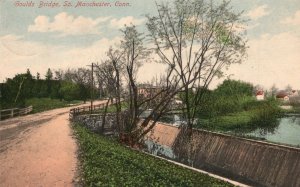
[0,0,299,186]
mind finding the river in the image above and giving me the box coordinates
[158,114,300,147]
[232,115,300,147]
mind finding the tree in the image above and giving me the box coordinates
[60,81,80,101]
[45,68,53,95]
[120,25,151,136]
[145,0,247,160]
[285,84,292,93]
[54,69,64,80]
[36,72,40,80]
[95,47,125,132]
[270,84,278,97]
[96,25,174,145]
[55,68,91,102]
[45,68,53,80]
[215,79,253,97]
[146,0,247,132]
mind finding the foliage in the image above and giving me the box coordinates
[73,124,233,187]
[1,69,90,109]
[214,79,253,97]
[60,81,80,102]
[180,79,283,131]
[195,81,282,131]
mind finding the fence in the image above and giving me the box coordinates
[0,106,33,120]
[70,103,106,119]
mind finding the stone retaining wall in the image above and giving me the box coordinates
[72,114,120,134]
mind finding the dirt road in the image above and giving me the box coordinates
[0,101,105,187]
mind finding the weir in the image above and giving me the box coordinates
[145,123,300,187]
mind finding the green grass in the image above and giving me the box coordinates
[95,101,128,113]
[25,98,82,113]
[73,124,233,187]
[196,99,282,132]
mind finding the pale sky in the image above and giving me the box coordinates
[0,0,299,90]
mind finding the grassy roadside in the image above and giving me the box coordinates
[73,124,233,187]
[25,98,82,113]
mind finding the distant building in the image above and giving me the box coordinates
[256,90,264,101]
[276,91,289,101]
[137,84,161,98]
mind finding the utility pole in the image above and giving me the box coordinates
[91,63,94,113]
[87,63,94,114]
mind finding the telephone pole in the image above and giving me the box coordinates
[87,63,94,113]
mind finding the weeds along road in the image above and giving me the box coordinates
[0,100,107,187]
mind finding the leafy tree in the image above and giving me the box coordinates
[60,81,80,101]
[215,79,253,97]
[45,68,53,95]
[45,68,53,80]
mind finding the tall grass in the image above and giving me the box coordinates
[196,96,282,131]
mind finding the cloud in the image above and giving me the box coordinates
[110,16,145,28]
[0,33,165,84]
[0,34,123,81]
[281,10,300,26]
[226,32,300,90]
[1,34,46,56]
[28,12,110,36]
[246,5,270,20]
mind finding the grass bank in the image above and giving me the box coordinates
[73,124,233,187]
[196,99,282,132]
[26,98,82,113]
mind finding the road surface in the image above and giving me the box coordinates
[0,101,105,187]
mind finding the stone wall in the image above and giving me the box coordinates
[72,113,120,135]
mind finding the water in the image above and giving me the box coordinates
[235,115,300,147]
[152,114,300,148]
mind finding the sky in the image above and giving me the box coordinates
[0,0,299,90]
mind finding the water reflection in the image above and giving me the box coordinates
[157,114,300,147]
[234,115,300,147]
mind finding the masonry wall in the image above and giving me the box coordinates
[147,123,300,187]
[72,114,119,134]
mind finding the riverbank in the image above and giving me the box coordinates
[196,99,282,132]
[73,123,233,186]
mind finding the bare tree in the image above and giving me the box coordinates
[146,0,247,132]
[118,25,150,139]
[94,48,124,133]
[96,25,178,145]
